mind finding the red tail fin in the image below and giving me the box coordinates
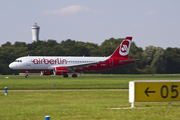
[110,37,132,58]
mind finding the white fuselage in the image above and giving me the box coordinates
[9,56,109,71]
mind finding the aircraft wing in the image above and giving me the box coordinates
[55,61,104,70]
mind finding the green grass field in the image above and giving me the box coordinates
[1,90,180,120]
[1,74,180,90]
[1,74,180,120]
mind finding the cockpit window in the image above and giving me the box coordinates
[14,60,22,62]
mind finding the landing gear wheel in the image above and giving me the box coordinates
[25,74,29,78]
[72,74,77,78]
[63,74,68,78]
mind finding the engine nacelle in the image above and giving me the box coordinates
[41,70,53,75]
[54,67,67,75]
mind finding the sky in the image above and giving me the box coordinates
[0,0,180,49]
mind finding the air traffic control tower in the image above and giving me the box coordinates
[31,23,40,42]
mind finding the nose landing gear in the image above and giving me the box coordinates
[25,74,29,78]
[25,71,29,78]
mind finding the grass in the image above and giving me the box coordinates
[0,74,180,90]
[1,74,180,119]
[0,90,180,120]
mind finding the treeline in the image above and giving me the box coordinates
[0,38,180,75]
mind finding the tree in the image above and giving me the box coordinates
[1,41,11,47]
[151,47,167,73]
[46,39,58,47]
[142,46,167,74]
[85,43,100,56]
[99,38,123,56]
[165,48,180,73]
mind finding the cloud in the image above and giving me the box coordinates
[43,5,97,15]
[147,12,156,15]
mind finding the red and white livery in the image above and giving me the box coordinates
[9,37,138,78]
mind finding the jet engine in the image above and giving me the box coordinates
[41,70,54,75]
[54,67,68,75]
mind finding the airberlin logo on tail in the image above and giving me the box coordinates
[121,45,128,51]
[119,40,131,56]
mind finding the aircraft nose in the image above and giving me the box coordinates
[9,63,16,69]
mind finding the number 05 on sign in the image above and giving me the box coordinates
[129,80,180,103]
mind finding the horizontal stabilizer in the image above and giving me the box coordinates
[119,59,140,63]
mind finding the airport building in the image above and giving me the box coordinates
[31,23,40,42]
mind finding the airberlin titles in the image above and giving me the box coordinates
[32,58,67,65]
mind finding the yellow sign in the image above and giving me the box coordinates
[134,81,180,102]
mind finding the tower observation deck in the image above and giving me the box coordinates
[31,23,40,42]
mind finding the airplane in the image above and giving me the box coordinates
[9,37,138,78]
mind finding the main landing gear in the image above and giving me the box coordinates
[72,73,77,78]
[63,73,77,78]
[63,74,68,78]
